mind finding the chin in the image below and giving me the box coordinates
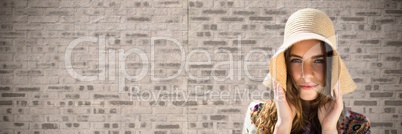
[300,96,317,101]
[300,92,318,101]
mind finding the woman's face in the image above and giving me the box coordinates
[289,40,325,101]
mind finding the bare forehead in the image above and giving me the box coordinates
[290,40,323,55]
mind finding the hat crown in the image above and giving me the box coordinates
[284,8,336,47]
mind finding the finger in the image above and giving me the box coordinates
[333,81,343,111]
[334,81,342,101]
[276,82,285,102]
[273,81,281,100]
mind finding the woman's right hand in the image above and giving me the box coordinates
[273,81,296,133]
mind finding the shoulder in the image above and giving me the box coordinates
[247,100,274,122]
[243,100,272,134]
[245,100,267,124]
[340,109,371,133]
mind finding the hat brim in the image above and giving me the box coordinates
[263,32,356,95]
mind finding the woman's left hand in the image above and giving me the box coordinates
[318,82,343,133]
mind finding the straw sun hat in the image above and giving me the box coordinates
[263,8,356,95]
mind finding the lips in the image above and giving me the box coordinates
[300,84,318,89]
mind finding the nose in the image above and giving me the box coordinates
[301,60,314,81]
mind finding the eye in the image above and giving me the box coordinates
[315,59,324,63]
[290,59,302,63]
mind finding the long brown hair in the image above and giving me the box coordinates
[255,41,341,133]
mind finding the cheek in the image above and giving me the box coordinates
[290,66,301,79]
[315,66,325,82]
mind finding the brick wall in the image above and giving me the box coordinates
[0,0,401,134]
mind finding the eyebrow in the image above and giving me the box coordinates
[290,54,324,59]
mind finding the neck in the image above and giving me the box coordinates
[301,99,312,115]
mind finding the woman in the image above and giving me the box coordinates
[243,8,371,134]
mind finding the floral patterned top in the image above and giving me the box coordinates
[243,100,371,134]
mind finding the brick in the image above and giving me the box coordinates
[264,24,285,30]
[109,101,134,105]
[0,69,13,75]
[61,122,90,129]
[233,10,257,16]
[15,100,27,106]
[217,108,241,114]
[203,40,227,46]
[341,17,365,22]
[0,31,26,37]
[233,40,256,45]
[371,77,396,84]
[32,62,57,69]
[357,24,381,31]
[249,16,272,21]
[367,47,397,54]
[155,124,180,129]
[1,115,13,122]
[385,101,402,106]
[47,86,72,91]
[210,115,227,120]
[93,94,120,99]
[371,122,393,128]
[63,93,80,99]
[0,54,13,61]
[370,92,393,98]
[374,18,396,24]
[153,16,181,23]
[383,56,401,62]
[355,11,381,16]
[1,93,25,97]
[386,41,402,47]
[17,87,40,92]
[13,8,43,16]
[167,114,186,122]
[14,115,45,122]
[29,0,58,7]
[42,123,58,129]
[188,1,204,8]
[202,9,227,14]
[0,24,12,32]
[76,115,105,122]
[245,0,275,7]
[60,16,89,23]
[353,55,379,61]
[172,101,198,106]
[153,107,182,114]
[264,9,287,15]
[0,107,29,114]
[221,17,244,22]
[28,31,59,38]
[44,8,75,16]
[30,107,60,114]
[354,100,377,106]
[384,70,402,75]
[0,100,12,105]
[190,17,210,21]
[385,10,402,15]
[122,107,151,114]
[13,23,43,31]
[0,86,11,91]
[29,16,58,22]
[30,76,58,84]
[0,39,13,46]
[0,122,28,129]
[0,0,28,8]
[154,0,182,8]
[214,1,242,8]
